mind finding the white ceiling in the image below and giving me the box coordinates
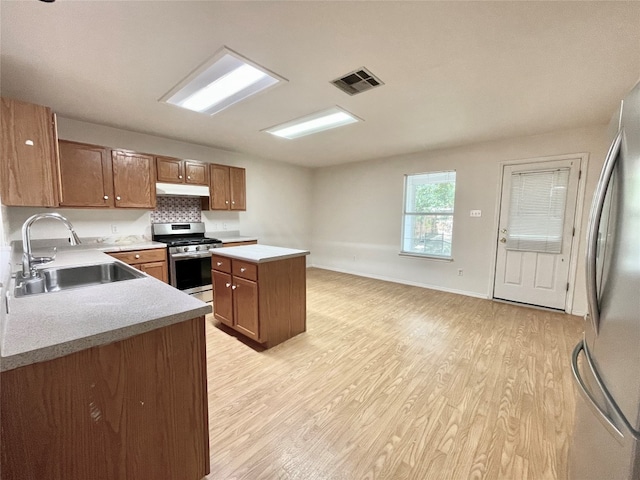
[1,1,639,168]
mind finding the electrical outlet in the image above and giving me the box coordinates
[111,224,118,234]
[470,210,482,217]
[457,268,463,276]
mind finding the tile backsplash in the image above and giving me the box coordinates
[151,196,201,224]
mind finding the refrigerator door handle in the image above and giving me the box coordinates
[571,340,625,439]
[585,129,623,334]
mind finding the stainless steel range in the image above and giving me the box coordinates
[152,222,222,303]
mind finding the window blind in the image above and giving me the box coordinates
[506,168,569,253]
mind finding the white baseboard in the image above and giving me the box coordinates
[309,264,489,300]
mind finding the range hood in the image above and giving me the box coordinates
[156,182,210,197]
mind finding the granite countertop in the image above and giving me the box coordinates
[211,244,309,263]
[0,248,211,372]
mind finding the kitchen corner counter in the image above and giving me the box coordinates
[0,249,210,372]
[212,244,309,263]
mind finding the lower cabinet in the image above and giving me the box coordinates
[212,254,306,347]
[0,317,210,480]
[107,248,168,283]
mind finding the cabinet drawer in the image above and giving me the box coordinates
[108,248,166,265]
[211,255,231,273]
[232,260,257,281]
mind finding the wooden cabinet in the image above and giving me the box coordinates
[210,164,246,211]
[58,141,112,207]
[212,254,306,347]
[112,150,156,208]
[0,97,59,207]
[108,248,168,283]
[1,317,210,480]
[57,142,156,209]
[156,156,209,186]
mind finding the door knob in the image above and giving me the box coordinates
[500,238,507,243]
[501,228,507,234]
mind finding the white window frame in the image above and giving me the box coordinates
[400,170,456,261]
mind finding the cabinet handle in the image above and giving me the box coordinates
[116,196,121,201]
[216,261,223,266]
[232,285,237,290]
[240,267,246,272]
[178,175,183,179]
[225,283,231,288]
[103,195,109,200]
[135,254,140,259]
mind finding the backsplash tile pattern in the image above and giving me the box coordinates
[151,196,201,224]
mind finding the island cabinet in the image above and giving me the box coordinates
[210,164,246,211]
[0,97,59,207]
[57,140,156,209]
[108,247,168,283]
[156,156,209,186]
[0,316,210,480]
[212,253,306,347]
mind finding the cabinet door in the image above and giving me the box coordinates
[233,276,259,341]
[185,161,208,186]
[156,156,184,183]
[0,98,58,207]
[58,141,113,207]
[112,150,156,208]
[229,167,246,211]
[140,261,168,283]
[210,164,230,210]
[213,271,233,327]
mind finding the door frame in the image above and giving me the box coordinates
[488,152,589,313]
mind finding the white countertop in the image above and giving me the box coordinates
[206,231,258,244]
[211,244,309,263]
[0,248,210,372]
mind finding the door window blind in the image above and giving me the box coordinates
[506,168,569,253]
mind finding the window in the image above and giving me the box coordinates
[402,171,456,258]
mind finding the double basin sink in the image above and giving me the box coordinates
[15,262,145,297]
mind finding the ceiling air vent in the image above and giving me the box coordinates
[331,67,384,96]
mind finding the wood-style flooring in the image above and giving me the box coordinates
[205,268,583,480]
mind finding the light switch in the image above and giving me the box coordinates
[470,210,482,217]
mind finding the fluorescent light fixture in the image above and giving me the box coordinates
[160,47,286,115]
[264,106,361,139]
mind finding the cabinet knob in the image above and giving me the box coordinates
[187,176,191,180]
[216,262,222,266]
[25,139,34,146]
[116,196,121,201]
[178,175,183,179]
[225,283,231,288]
[232,285,237,290]
[103,195,109,200]
[135,254,140,259]
[225,201,229,204]
[240,267,246,272]
[232,201,235,205]
[500,238,507,243]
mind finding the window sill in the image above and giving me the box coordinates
[399,252,454,262]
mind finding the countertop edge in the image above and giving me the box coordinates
[212,249,310,263]
[0,304,211,372]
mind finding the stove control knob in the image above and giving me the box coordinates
[195,246,201,251]
[183,247,189,252]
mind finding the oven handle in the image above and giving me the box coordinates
[171,252,213,260]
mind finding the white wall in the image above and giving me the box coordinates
[5,118,313,251]
[310,125,610,315]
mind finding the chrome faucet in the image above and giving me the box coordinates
[21,213,81,279]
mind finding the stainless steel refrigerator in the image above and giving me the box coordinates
[569,80,640,480]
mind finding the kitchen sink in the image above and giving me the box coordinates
[14,262,145,297]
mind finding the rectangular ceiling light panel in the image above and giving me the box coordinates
[160,47,286,115]
[264,107,361,139]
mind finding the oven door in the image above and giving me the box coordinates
[169,251,212,303]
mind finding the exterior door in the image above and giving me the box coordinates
[493,158,580,310]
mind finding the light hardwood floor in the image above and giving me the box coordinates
[205,268,583,480]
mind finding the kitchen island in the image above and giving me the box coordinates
[0,248,211,480]
[212,244,309,348]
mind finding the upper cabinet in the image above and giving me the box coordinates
[58,141,156,209]
[112,150,156,208]
[0,97,59,207]
[210,164,246,211]
[156,156,208,186]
